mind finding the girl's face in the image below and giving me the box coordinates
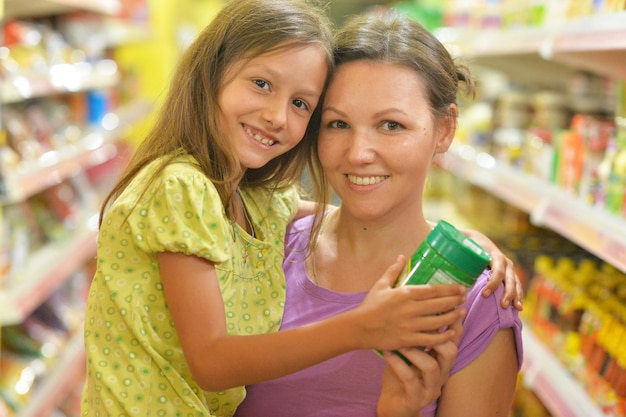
[218,44,328,171]
[318,60,455,221]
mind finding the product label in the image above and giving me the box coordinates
[428,268,468,286]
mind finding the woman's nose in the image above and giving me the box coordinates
[346,130,376,164]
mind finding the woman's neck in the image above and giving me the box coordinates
[309,207,431,292]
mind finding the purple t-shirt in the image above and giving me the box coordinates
[234,216,523,417]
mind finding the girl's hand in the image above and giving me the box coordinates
[354,256,467,352]
[457,227,523,311]
[376,319,463,417]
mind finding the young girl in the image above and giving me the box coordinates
[80,1,475,416]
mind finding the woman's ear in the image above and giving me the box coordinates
[434,104,458,154]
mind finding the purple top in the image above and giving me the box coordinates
[234,215,523,417]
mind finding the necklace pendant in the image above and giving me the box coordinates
[242,249,248,264]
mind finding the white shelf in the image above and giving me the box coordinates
[17,331,86,417]
[437,12,626,81]
[439,144,626,274]
[1,60,119,104]
[522,326,609,417]
[0,221,97,325]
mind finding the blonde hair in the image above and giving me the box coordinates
[100,0,334,224]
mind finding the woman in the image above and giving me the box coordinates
[235,12,523,417]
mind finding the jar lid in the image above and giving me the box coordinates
[427,220,492,277]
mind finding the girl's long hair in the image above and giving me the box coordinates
[100,0,334,225]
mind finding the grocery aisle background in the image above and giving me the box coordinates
[1,1,625,416]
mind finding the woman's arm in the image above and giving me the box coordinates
[435,328,519,417]
[159,251,468,392]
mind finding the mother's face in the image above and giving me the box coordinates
[317,60,455,220]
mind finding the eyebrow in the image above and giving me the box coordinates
[322,107,408,118]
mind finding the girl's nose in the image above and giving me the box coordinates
[262,98,287,129]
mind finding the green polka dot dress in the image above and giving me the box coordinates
[81,154,299,416]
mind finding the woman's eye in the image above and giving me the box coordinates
[254,79,270,90]
[293,99,309,111]
[381,121,402,131]
[328,120,349,129]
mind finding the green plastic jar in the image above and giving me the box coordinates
[376,220,492,362]
[397,220,492,289]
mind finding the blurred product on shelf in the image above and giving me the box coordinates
[523,254,626,416]
[0,273,88,414]
[0,0,151,415]
[437,0,626,30]
[456,72,626,220]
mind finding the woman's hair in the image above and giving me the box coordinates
[100,0,334,224]
[306,11,476,248]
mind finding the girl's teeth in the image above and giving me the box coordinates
[348,175,387,185]
[246,128,275,146]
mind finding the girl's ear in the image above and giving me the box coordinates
[434,104,457,154]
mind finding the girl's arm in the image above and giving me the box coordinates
[159,251,467,392]
[294,199,318,219]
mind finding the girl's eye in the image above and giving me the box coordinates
[381,121,402,131]
[293,99,310,111]
[328,120,349,129]
[254,79,270,90]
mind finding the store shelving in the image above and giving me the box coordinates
[437,11,626,85]
[18,331,86,417]
[0,222,96,326]
[521,326,611,417]
[1,59,120,105]
[434,10,626,417]
[440,144,626,274]
[0,1,152,415]
[0,100,151,204]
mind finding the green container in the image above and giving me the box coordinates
[397,220,492,289]
[377,220,491,363]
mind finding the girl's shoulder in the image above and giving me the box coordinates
[242,185,301,221]
[138,154,216,191]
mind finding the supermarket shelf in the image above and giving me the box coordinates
[18,330,86,417]
[0,99,152,203]
[437,12,626,81]
[439,144,626,274]
[522,326,609,417]
[0,221,98,326]
[0,138,121,204]
[3,0,121,20]
[1,59,119,104]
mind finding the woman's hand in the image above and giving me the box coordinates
[376,319,463,417]
[457,227,523,311]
